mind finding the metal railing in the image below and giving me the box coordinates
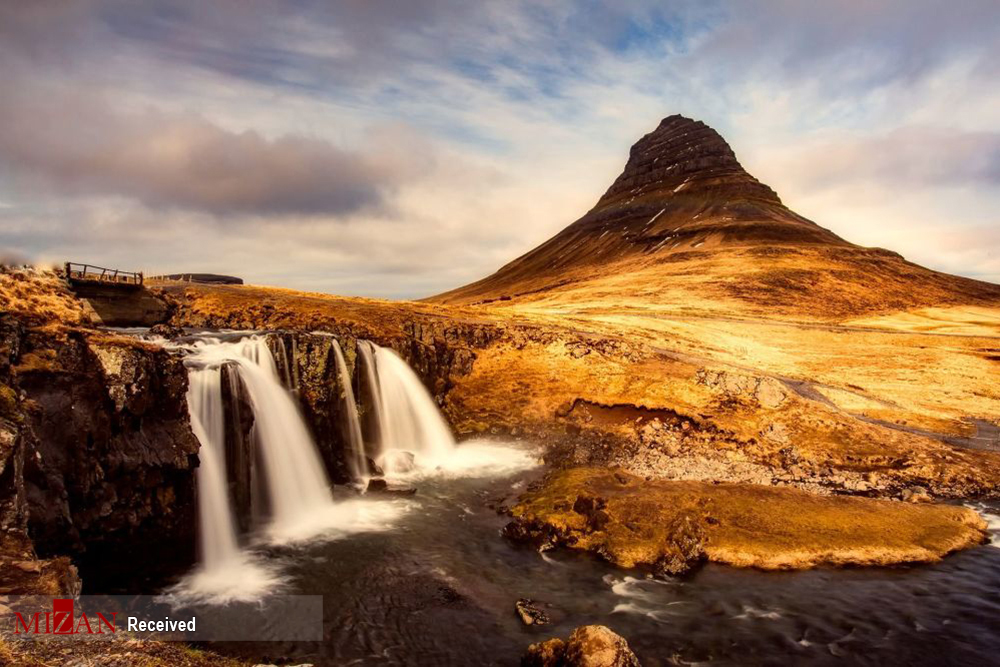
[64,262,143,286]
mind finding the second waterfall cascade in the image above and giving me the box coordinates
[359,341,457,475]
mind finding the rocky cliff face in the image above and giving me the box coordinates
[597,114,783,209]
[160,283,1000,501]
[1,317,199,592]
[0,315,81,595]
[268,332,363,484]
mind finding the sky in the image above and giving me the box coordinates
[1,1,998,299]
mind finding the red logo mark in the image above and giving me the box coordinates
[13,599,117,635]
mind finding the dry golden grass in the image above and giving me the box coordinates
[0,267,90,328]
[846,305,1000,337]
[512,467,989,571]
[465,291,1000,442]
[154,282,481,337]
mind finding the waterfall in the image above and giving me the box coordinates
[332,340,369,487]
[172,332,413,603]
[358,341,385,462]
[184,335,333,538]
[226,338,333,529]
[186,367,241,569]
[365,342,456,474]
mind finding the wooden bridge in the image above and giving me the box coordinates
[64,262,143,287]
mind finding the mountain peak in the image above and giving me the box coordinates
[430,114,899,307]
[596,115,781,210]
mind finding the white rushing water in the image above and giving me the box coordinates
[967,502,1000,548]
[186,368,240,568]
[357,341,386,462]
[368,343,457,474]
[172,355,283,605]
[361,341,536,479]
[231,343,335,537]
[332,340,369,488]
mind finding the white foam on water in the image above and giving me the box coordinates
[605,574,688,622]
[540,552,564,567]
[967,502,1000,548]
[162,552,286,607]
[734,604,783,620]
[386,439,539,482]
[261,497,413,546]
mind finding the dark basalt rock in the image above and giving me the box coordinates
[12,329,200,590]
[365,478,417,496]
[597,114,781,208]
[653,513,707,576]
[267,332,349,484]
[221,362,259,533]
[149,322,185,338]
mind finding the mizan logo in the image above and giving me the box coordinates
[14,599,117,635]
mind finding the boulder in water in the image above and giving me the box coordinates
[522,625,640,667]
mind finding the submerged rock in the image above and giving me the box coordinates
[365,478,417,496]
[149,322,185,338]
[515,598,550,626]
[522,625,640,667]
[366,456,384,477]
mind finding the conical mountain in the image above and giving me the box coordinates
[432,115,1000,319]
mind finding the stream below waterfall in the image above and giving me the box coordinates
[199,457,1000,667]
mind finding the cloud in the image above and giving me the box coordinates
[767,126,1000,192]
[691,1,1000,90]
[0,84,430,217]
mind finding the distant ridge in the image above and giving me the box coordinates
[153,273,244,285]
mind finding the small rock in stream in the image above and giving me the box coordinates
[515,598,550,626]
[148,322,185,338]
[366,478,417,496]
